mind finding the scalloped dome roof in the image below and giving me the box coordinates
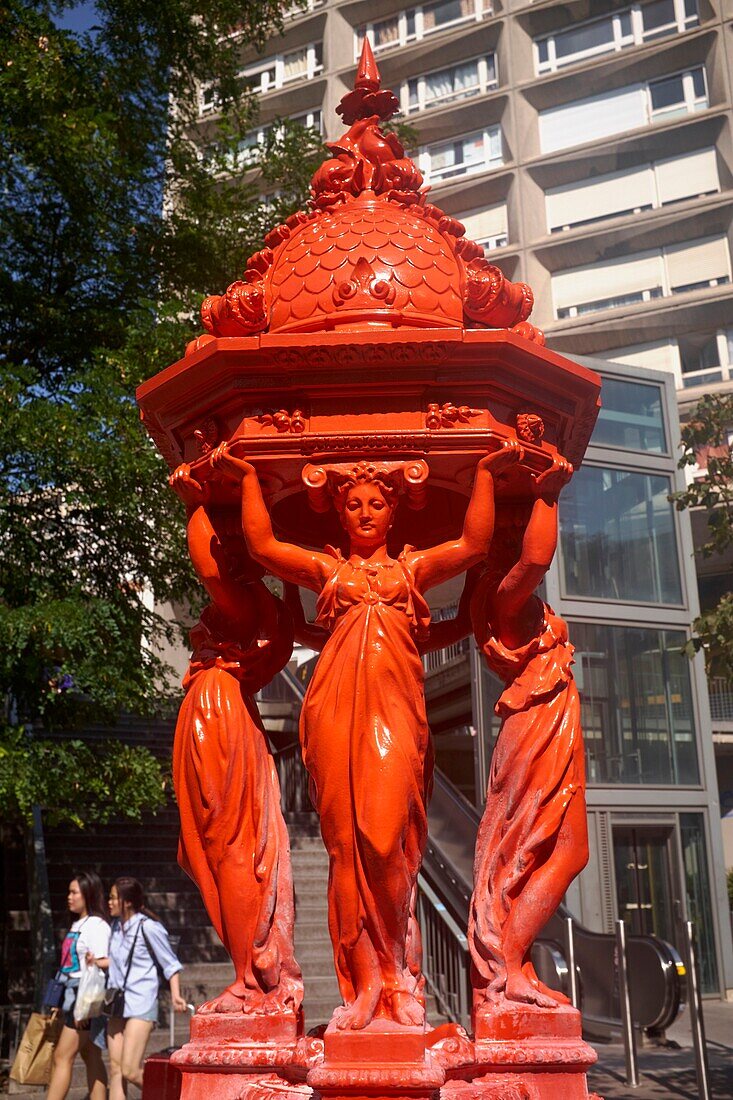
[268,193,464,333]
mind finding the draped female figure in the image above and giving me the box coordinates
[467,459,589,1016]
[169,465,302,1016]
[211,442,521,1030]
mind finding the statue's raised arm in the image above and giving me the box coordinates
[210,442,334,592]
[410,441,524,592]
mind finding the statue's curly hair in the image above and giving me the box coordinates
[329,461,401,515]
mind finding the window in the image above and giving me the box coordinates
[553,251,664,318]
[239,42,323,97]
[284,0,325,16]
[199,84,220,114]
[417,127,502,181]
[552,236,729,317]
[599,331,733,390]
[666,236,730,294]
[405,54,497,114]
[649,67,707,120]
[679,330,733,388]
[559,467,682,604]
[545,148,719,232]
[356,0,486,58]
[221,110,322,173]
[534,0,698,74]
[572,623,699,785]
[456,204,508,252]
[539,66,708,153]
[592,378,666,453]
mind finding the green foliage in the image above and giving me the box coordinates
[0,1,324,728]
[0,724,166,828]
[672,393,733,558]
[672,393,733,678]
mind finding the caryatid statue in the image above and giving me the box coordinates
[169,465,303,1017]
[467,458,589,1022]
[210,441,523,1031]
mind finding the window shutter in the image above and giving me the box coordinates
[654,148,719,205]
[458,204,508,241]
[552,251,664,311]
[545,164,654,231]
[665,236,731,289]
[539,85,646,154]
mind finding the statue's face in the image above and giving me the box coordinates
[341,482,393,545]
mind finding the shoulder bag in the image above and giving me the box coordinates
[102,921,141,1018]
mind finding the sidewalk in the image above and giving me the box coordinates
[588,999,733,1099]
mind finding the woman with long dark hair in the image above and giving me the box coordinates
[88,876,186,1100]
[47,871,109,1100]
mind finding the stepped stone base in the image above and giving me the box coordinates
[437,1005,600,1100]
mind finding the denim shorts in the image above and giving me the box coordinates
[61,981,107,1050]
[109,1000,159,1024]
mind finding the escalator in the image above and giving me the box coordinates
[424,767,685,1040]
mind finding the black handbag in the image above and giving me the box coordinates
[102,922,140,1018]
[42,974,66,1010]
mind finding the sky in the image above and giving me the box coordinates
[53,1,98,35]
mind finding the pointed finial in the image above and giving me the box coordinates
[336,36,398,125]
[355,36,380,94]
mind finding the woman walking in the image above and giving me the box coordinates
[89,877,186,1099]
[47,872,109,1100]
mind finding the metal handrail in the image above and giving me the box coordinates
[417,875,471,1032]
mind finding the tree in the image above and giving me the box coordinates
[671,392,733,680]
[0,0,325,998]
[0,0,325,732]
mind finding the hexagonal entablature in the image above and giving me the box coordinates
[137,327,600,544]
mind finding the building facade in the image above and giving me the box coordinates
[191,0,733,995]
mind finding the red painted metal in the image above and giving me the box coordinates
[138,37,603,1100]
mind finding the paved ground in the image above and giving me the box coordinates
[6,1000,732,1098]
[588,999,733,1099]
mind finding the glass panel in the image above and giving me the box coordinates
[373,15,400,48]
[554,16,615,60]
[642,0,677,33]
[683,0,698,19]
[423,59,480,106]
[423,0,474,31]
[680,814,719,993]
[406,10,417,38]
[572,622,699,785]
[537,38,550,64]
[592,377,666,452]
[619,10,633,36]
[650,73,685,111]
[560,466,682,603]
[691,67,706,98]
[283,48,307,79]
[613,826,676,939]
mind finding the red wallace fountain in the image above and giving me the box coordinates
[136,39,604,1100]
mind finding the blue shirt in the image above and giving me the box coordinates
[108,914,182,1018]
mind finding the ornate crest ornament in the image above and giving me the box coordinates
[186,39,543,350]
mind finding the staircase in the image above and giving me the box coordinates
[291,828,340,1029]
